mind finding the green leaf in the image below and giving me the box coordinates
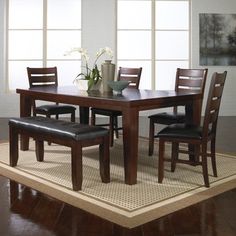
[75,72,85,79]
[87,77,95,90]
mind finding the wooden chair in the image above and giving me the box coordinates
[157,71,227,187]
[91,67,142,146]
[27,67,76,122]
[148,68,208,156]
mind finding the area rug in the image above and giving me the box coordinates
[0,138,235,228]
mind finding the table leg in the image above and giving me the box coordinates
[122,108,139,185]
[186,98,202,163]
[20,94,32,150]
[79,106,89,124]
[185,98,201,125]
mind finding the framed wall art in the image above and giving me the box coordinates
[199,13,236,66]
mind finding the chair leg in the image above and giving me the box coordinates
[109,116,114,147]
[211,138,217,177]
[148,119,155,156]
[91,110,96,126]
[35,140,44,162]
[46,114,52,145]
[114,116,119,138]
[171,142,179,172]
[158,139,165,183]
[99,135,110,183]
[201,144,210,187]
[9,126,19,167]
[188,144,200,166]
[71,142,83,191]
[71,111,75,122]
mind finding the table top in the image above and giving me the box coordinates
[16,86,202,111]
[16,86,201,103]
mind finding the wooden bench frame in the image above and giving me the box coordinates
[9,122,110,191]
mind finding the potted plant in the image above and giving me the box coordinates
[65,47,113,91]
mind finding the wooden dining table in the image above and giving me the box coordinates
[16,86,202,185]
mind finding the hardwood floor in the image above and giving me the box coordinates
[0,117,235,236]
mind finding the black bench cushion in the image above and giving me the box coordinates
[9,117,109,141]
[35,104,76,114]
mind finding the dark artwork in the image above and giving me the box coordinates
[200,13,236,66]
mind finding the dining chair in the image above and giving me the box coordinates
[91,67,142,146]
[148,68,208,156]
[156,71,227,187]
[27,67,76,122]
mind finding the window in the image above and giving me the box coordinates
[117,0,190,90]
[7,0,81,90]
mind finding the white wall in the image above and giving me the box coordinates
[191,0,236,116]
[0,0,22,117]
[0,0,235,117]
[82,0,116,61]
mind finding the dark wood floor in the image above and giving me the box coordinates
[0,117,235,236]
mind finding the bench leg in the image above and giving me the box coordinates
[36,140,44,162]
[99,135,110,183]
[71,143,83,191]
[9,126,19,167]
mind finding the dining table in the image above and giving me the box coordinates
[16,86,202,185]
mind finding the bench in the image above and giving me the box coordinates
[9,116,110,191]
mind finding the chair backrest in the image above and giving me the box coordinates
[27,67,58,88]
[117,67,142,89]
[202,71,227,139]
[175,68,208,94]
[174,68,208,113]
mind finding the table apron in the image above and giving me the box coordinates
[22,93,199,113]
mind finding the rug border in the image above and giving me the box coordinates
[0,161,235,228]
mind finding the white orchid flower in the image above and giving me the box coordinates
[96,48,105,57]
[65,47,89,63]
[94,47,113,64]
[64,46,113,90]
[104,47,113,58]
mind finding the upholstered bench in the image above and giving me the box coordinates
[8,116,110,191]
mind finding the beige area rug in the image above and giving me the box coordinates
[0,138,235,228]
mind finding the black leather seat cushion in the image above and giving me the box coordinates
[148,112,185,125]
[9,117,108,141]
[91,108,122,116]
[35,104,76,114]
[157,123,205,140]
